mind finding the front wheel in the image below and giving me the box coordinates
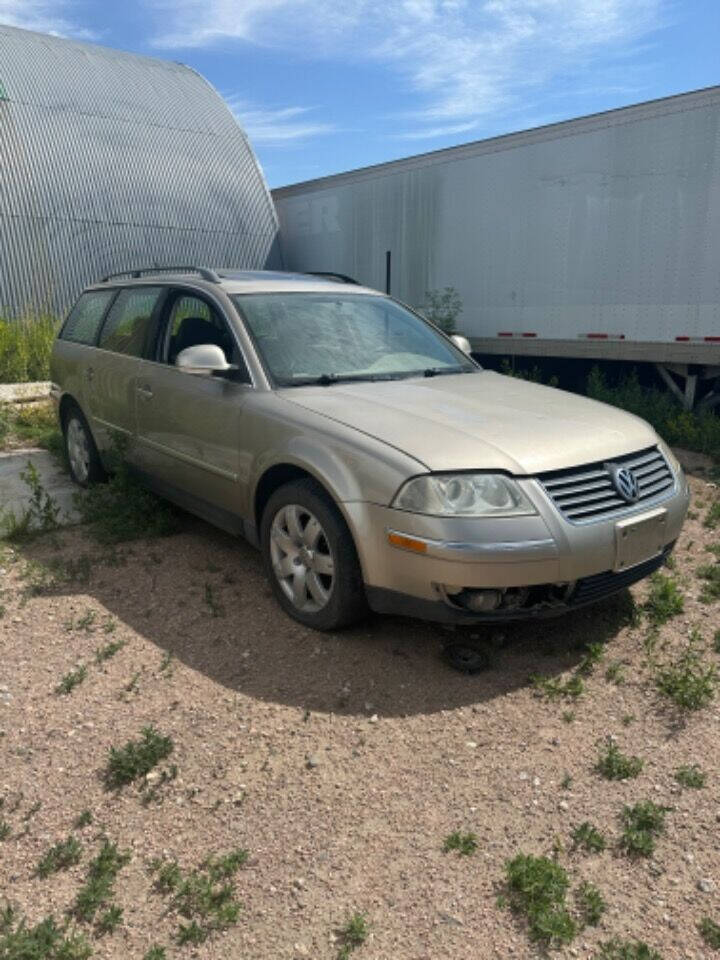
[260,479,369,630]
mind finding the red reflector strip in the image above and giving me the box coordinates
[705,336,720,342]
[521,332,537,338]
[496,332,537,338]
[674,336,719,342]
[581,333,626,340]
[497,331,513,337]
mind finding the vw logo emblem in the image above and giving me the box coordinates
[608,464,640,503]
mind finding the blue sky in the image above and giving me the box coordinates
[1,0,719,187]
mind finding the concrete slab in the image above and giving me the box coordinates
[0,449,80,527]
[0,382,52,403]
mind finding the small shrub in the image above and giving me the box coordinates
[576,881,605,926]
[0,907,92,959]
[596,938,662,959]
[104,726,174,788]
[55,665,87,696]
[655,645,716,711]
[619,801,671,858]
[644,572,684,626]
[504,853,576,946]
[74,810,93,829]
[337,912,369,960]
[36,836,82,877]
[143,947,167,960]
[699,916,720,949]
[674,764,706,789]
[443,831,478,856]
[571,822,606,853]
[595,740,643,780]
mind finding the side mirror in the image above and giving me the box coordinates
[175,344,235,376]
[450,334,472,355]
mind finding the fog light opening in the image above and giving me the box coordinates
[461,589,502,613]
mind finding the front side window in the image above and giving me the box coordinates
[232,293,475,386]
[61,290,116,345]
[98,287,162,357]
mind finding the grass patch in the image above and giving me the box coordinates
[655,643,716,711]
[150,849,247,945]
[0,904,92,960]
[0,315,58,383]
[596,939,662,960]
[104,726,174,789]
[605,660,626,685]
[36,836,82,878]
[55,665,87,697]
[143,947,167,960]
[443,831,478,856]
[704,500,720,530]
[699,917,720,950]
[576,881,605,926]
[73,810,93,829]
[74,460,179,545]
[571,822,606,854]
[94,904,123,936]
[576,642,606,677]
[594,740,643,780]
[0,820,10,841]
[71,839,130,923]
[337,912,370,960]
[674,764,706,789]
[504,854,576,946]
[619,801,671,858]
[1,461,61,542]
[0,401,62,455]
[644,572,684,627]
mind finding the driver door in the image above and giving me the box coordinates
[134,289,254,529]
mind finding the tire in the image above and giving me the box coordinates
[260,478,369,630]
[63,405,105,487]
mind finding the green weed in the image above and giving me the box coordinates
[605,660,626,684]
[504,853,576,946]
[644,572,684,627]
[698,561,720,603]
[0,820,10,841]
[571,822,606,854]
[337,912,370,960]
[699,917,720,949]
[104,726,174,789]
[595,739,643,780]
[443,831,478,856]
[0,905,92,959]
[596,939,662,959]
[704,500,720,530]
[0,316,57,383]
[576,881,605,926]
[619,801,671,858]
[71,839,130,923]
[94,904,122,936]
[655,644,716,710]
[36,836,82,878]
[55,666,87,696]
[530,674,584,701]
[95,639,126,664]
[73,811,93,829]
[674,764,706,789]
[577,642,606,677]
[143,947,167,960]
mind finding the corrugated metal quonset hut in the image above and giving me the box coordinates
[0,25,279,318]
[273,86,720,404]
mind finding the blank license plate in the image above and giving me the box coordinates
[614,508,668,572]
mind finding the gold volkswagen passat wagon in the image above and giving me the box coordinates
[51,268,690,631]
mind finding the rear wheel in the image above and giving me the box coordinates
[261,478,368,630]
[63,406,105,487]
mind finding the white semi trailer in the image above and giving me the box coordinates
[273,86,720,409]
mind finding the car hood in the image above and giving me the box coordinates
[279,370,658,474]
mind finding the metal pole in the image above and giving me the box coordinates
[385,250,391,295]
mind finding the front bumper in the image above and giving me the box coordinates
[342,470,690,622]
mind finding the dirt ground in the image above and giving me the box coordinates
[0,451,718,960]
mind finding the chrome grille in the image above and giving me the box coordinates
[538,446,675,523]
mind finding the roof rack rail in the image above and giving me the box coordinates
[100,266,221,283]
[305,271,360,285]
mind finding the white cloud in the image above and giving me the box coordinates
[0,0,95,37]
[227,99,335,144]
[151,0,665,139]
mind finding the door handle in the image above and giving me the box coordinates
[136,385,153,400]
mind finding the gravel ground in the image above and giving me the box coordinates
[0,450,718,960]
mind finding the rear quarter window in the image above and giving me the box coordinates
[98,287,163,357]
[60,290,116,345]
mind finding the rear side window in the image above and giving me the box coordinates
[61,290,116,345]
[98,287,162,357]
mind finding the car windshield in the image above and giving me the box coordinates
[231,292,477,386]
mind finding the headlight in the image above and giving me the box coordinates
[392,473,537,517]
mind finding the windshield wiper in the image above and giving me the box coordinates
[423,366,474,377]
[281,372,401,387]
